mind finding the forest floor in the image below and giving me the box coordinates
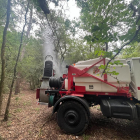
[0,84,140,140]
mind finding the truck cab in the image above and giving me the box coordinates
[127,58,140,100]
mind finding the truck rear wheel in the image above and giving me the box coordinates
[57,101,89,135]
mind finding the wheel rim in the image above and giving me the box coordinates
[64,110,80,126]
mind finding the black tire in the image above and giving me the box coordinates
[57,101,89,135]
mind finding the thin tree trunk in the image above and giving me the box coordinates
[30,76,35,90]
[14,74,21,95]
[105,42,108,52]
[4,1,29,121]
[0,0,11,115]
[90,44,91,52]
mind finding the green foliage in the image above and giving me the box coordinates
[108,71,119,75]
[121,42,140,58]
[20,38,43,89]
[98,60,123,76]
[76,0,139,50]
[109,60,123,66]
[35,107,40,114]
[0,135,5,140]
[14,108,22,113]
[7,121,12,127]
[83,134,90,140]
[15,97,20,101]
[94,50,113,58]
[0,24,43,92]
[23,101,31,106]
[0,0,7,25]
[0,27,21,93]
[64,39,97,64]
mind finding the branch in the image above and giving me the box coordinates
[129,3,137,17]
[37,0,50,14]
[102,25,140,76]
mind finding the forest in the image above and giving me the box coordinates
[0,0,140,139]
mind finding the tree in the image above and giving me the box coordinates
[20,38,44,90]
[76,0,140,51]
[4,1,29,121]
[0,0,11,115]
[14,3,33,95]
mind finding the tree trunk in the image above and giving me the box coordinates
[4,1,29,121]
[14,74,21,95]
[0,0,11,115]
[90,44,91,52]
[14,6,33,95]
[105,42,108,52]
[29,76,35,90]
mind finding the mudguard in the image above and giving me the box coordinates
[53,95,90,117]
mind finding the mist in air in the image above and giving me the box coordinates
[43,24,67,78]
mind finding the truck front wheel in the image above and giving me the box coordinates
[57,101,89,135]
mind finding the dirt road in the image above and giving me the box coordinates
[0,90,140,140]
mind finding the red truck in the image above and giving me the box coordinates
[36,56,140,135]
